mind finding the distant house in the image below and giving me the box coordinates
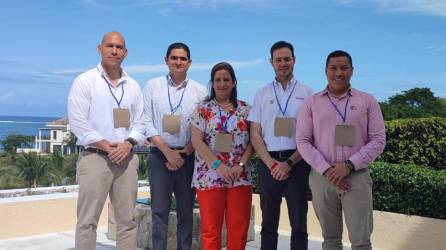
[17,117,150,155]
[17,117,76,155]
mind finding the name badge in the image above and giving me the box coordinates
[335,125,356,146]
[113,108,130,128]
[163,114,181,134]
[215,132,232,153]
[274,117,294,137]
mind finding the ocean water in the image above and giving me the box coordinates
[0,116,59,149]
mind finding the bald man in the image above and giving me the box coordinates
[68,31,145,250]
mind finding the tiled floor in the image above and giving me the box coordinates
[0,226,351,250]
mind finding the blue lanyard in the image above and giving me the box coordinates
[167,76,187,114]
[218,106,234,133]
[107,82,124,108]
[327,91,351,123]
[272,80,297,117]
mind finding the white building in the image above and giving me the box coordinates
[18,117,75,155]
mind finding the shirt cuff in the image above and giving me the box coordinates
[145,127,160,139]
[317,163,332,176]
[348,155,366,171]
[128,130,145,145]
[78,132,104,146]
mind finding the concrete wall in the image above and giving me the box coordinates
[1,192,445,250]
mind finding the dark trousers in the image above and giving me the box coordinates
[148,148,195,250]
[258,157,310,250]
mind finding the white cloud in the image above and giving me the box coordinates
[337,0,446,17]
[55,59,265,75]
[191,59,264,72]
[81,0,293,10]
[125,64,167,74]
[49,69,86,77]
[0,91,16,104]
[375,0,446,17]
[424,42,446,51]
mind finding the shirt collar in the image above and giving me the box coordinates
[321,85,353,99]
[97,63,128,86]
[167,74,189,89]
[273,76,297,90]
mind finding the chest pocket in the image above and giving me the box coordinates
[287,96,305,117]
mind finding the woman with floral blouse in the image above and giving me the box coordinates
[191,62,253,250]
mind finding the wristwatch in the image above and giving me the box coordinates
[345,160,355,172]
[286,159,294,167]
[238,162,245,169]
[125,137,137,147]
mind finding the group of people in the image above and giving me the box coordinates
[68,31,386,250]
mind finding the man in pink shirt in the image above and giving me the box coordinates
[296,50,386,250]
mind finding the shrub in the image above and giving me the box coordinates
[250,158,446,219]
[371,161,446,219]
[380,117,446,169]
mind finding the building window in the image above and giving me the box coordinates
[53,145,61,153]
[53,131,57,140]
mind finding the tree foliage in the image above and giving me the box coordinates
[379,117,446,169]
[1,134,34,154]
[47,151,76,185]
[380,87,446,120]
[14,152,48,188]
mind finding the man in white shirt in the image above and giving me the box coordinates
[248,41,314,250]
[68,31,145,250]
[142,42,207,250]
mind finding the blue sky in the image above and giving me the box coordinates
[0,0,445,117]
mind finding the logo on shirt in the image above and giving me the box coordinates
[269,100,274,104]
[350,105,357,110]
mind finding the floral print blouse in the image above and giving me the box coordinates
[191,99,252,190]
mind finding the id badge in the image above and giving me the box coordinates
[163,114,181,134]
[335,125,356,146]
[113,108,130,128]
[215,132,232,153]
[274,117,294,137]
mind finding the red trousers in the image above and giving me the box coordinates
[196,185,252,250]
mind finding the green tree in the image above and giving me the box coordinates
[380,87,446,120]
[14,152,48,188]
[1,134,34,154]
[64,132,78,154]
[47,151,77,185]
[0,162,25,189]
[138,154,148,179]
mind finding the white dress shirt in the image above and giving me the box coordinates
[67,64,146,147]
[142,75,207,148]
[248,77,313,151]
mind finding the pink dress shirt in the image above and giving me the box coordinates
[296,87,386,175]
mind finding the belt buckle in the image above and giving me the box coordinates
[278,151,284,159]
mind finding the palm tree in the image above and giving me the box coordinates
[14,152,48,188]
[47,151,77,185]
[64,132,78,154]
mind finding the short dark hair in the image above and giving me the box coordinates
[270,41,295,59]
[165,42,191,60]
[206,62,238,108]
[326,50,353,68]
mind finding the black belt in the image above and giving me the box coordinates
[268,149,295,160]
[83,147,108,156]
